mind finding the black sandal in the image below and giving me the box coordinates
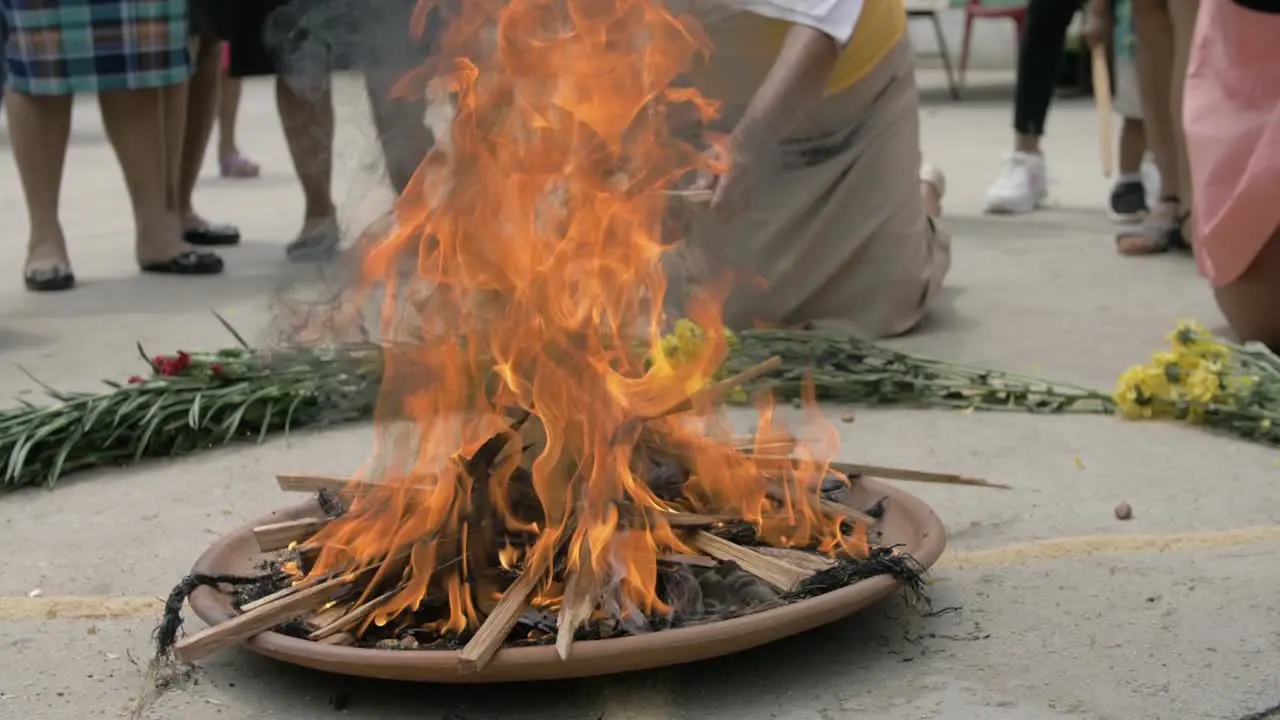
[140,250,225,275]
[24,263,76,292]
[183,222,241,247]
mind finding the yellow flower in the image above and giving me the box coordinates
[1183,365,1221,404]
[654,319,736,390]
[1167,320,1228,360]
[1114,365,1172,419]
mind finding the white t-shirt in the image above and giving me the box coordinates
[700,0,865,44]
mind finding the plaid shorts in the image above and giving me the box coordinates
[1,0,189,95]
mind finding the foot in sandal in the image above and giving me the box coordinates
[24,229,75,292]
[1116,197,1188,255]
[136,214,225,276]
[219,153,261,179]
[285,217,341,263]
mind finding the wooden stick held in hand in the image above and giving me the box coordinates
[1091,45,1114,178]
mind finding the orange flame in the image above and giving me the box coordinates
[303,0,860,633]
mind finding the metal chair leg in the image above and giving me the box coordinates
[930,14,960,100]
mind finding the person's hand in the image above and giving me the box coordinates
[689,134,756,221]
[1082,2,1112,49]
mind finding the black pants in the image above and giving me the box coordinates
[1013,0,1084,136]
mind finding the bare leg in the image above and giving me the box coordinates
[363,67,430,195]
[1119,0,1180,254]
[1215,230,1280,350]
[99,86,221,271]
[1132,0,1175,197]
[277,75,335,222]
[1014,134,1042,155]
[1118,117,1146,175]
[276,75,338,260]
[216,70,261,178]
[5,91,73,278]
[177,37,222,229]
[216,74,241,160]
[1168,0,1200,243]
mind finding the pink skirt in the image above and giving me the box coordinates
[1184,0,1280,287]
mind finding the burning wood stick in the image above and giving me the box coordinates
[733,438,797,455]
[658,511,735,528]
[239,574,329,613]
[690,531,810,592]
[253,517,331,552]
[174,575,352,663]
[659,553,717,568]
[555,566,597,660]
[754,547,837,573]
[646,356,782,420]
[318,632,355,646]
[308,587,403,641]
[828,462,1009,490]
[276,473,448,497]
[304,603,348,632]
[754,458,1005,490]
[664,188,712,203]
[763,482,877,528]
[458,566,544,673]
[277,473,370,496]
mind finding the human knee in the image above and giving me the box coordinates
[1217,296,1280,350]
[1214,234,1280,348]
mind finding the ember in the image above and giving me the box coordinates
[161,0,956,676]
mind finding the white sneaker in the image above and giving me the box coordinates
[1140,153,1162,210]
[983,152,1048,215]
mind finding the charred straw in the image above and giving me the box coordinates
[317,487,347,517]
[790,547,927,604]
[152,572,280,660]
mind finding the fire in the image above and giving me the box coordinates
[299,0,863,637]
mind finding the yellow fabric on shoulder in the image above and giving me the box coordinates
[764,0,906,94]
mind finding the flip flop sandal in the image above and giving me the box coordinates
[140,250,225,275]
[286,220,341,263]
[24,263,76,292]
[219,154,261,179]
[1116,202,1180,256]
[184,222,241,247]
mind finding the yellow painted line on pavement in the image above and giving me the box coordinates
[0,595,162,622]
[938,524,1280,570]
[1,525,1276,623]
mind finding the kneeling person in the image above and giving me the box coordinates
[667,0,950,339]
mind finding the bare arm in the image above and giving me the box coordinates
[732,24,841,147]
[699,23,843,217]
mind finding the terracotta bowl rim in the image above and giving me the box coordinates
[188,476,947,682]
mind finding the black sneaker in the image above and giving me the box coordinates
[1108,180,1148,223]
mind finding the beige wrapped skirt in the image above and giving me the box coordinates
[665,37,950,339]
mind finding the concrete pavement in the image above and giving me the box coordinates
[0,70,1276,720]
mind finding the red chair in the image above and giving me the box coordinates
[958,0,1028,90]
